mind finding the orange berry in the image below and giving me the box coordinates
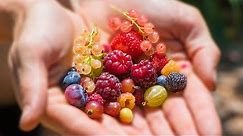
[117,93,135,109]
[161,60,180,76]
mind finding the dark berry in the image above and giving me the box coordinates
[165,72,187,92]
[62,71,81,88]
[157,75,167,86]
[133,86,145,106]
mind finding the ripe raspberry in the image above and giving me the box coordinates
[165,72,187,92]
[88,93,104,105]
[161,60,179,76]
[110,30,143,58]
[131,60,157,88]
[133,87,145,106]
[103,50,133,76]
[95,72,121,101]
[151,53,168,74]
[117,92,135,109]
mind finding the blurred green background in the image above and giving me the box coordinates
[184,0,243,135]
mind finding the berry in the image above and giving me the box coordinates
[144,23,154,34]
[103,50,133,76]
[91,44,103,56]
[77,63,92,75]
[85,101,104,119]
[151,53,168,74]
[95,72,121,101]
[62,71,81,89]
[104,102,121,117]
[68,67,77,72]
[144,85,167,107]
[117,93,135,109]
[128,9,139,18]
[133,87,145,106]
[121,78,135,93]
[137,15,148,26]
[88,93,104,105]
[91,59,102,69]
[119,108,133,124]
[157,75,167,87]
[108,17,121,31]
[148,31,159,43]
[131,60,157,88]
[161,60,180,76]
[165,72,187,92]
[140,40,152,52]
[156,43,166,54]
[110,30,143,58]
[65,84,88,108]
[82,80,96,94]
[120,21,132,32]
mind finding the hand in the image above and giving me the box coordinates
[8,0,83,131]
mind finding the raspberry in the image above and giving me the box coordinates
[110,30,143,58]
[165,72,187,92]
[103,50,133,76]
[151,53,168,74]
[117,93,135,110]
[131,60,157,88]
[133,87,145,106]
[88,93,104,105]
[161,60,179,76]
[95,72,121,101]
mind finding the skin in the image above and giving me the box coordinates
[0,0,222,135]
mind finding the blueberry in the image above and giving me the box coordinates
[156,75,167,86]
[62,71,81,88]
[65,84,88,108]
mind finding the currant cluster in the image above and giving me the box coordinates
[62,8,187,124]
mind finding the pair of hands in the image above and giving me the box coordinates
[6,0,221,135]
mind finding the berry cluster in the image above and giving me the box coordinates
[62,8,187,124]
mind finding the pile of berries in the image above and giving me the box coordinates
[62,8,187,124]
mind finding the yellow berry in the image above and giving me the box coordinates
[117,93,135,109]
[119,108,133,124]
[161,60,180,76]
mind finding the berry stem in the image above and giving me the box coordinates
[87,26,98,48]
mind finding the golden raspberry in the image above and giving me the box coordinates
[161,60,180,76]
[117,93,135,110]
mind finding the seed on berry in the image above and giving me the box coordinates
[83,80,96,94]
[119,108,133,124]
[161,60,180,76]
[121,78,135,93]
[91,59,102,69]
[104,102,121,117]
[117,93,135,110]
[148,31,159,43]
[156,43,167,54]
[137,15,148,26]
[144,85,167,107]
[128,9,139,18]
[78,63,92,75]
[108,17,122,31]
[85,101,104,119]
[140,40,152,52]
[62,71,81,89]
[144,22,154,34]
[120,21,132,32]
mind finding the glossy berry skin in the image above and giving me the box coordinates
[165,72,187,92]
[121,78,135,93]
[157,75,167,87]
[119,108,133,124]
[133,87,145,106]
[117,93,135,109]
[85,101,104,119]
[151,53,168,74]
[95,72,121,101]
[104,102,121,117]
[62,71,81,89]
[131,60,157,88]
[65,84,88,108]
[88,93,104,105]
[161,60,180,76]
[103,50,133,76]
[144,85,167,108]
[110,31,143,58]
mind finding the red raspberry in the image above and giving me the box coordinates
[133,86,145,106]
[88,93,104,105]
[151,53,168,74]
[104,50,133,76]
[95,72,121,101]
[110,30,143,58]
[131,60,157,88]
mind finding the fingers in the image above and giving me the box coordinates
[183,73,222,135]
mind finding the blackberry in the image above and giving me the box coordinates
[165,72,187,92]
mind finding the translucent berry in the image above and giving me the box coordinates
[144,22,154,34]
[91,59,102,69]
[73,45,87,55]
[91,44,103,56]
[119,108,133,124]
[121,78,135,93]
[156,43,167,54]
[85,101,104,119]
[128,9,139,18]
[148,31,159,43]
[73,36,86,46]
[80,76,92,86]
[137,15,148,26]
[73,54,86,64]
[108,17,122,31]
[117,93,135,110]
[83,80,96,94]
[79,63,92,75]
[88,93,104,105]
[120,21,132,32]
[140,40,152,52]
[161,60,180,76]
[144,85,167,107]
[104,102,121,117]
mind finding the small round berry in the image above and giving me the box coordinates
[91,59,102,69]
[85,101,104,119]
[157,75,167,86]
[120,21,132,32]
[119,108,133,124]
[128,9,139,18]
[62,71,81,89]
[156,43,167,54]
[140,40,152,52]
[161,60,180,76]
[144,22,154,34]
[117,93,135,109]
[108,17,122,31]
[91,44,103,56]
[148,31,159,43]
[144,85,167,107]
[73,37,86,46]
[82,80,96,94]
[73,45,87,55]
[80,76,92,86]
[165,72,187,92]
[104,102,121,117]
[73,54,87,64]
[121,78,135,93]
[78,63,92,75]
[144,48,155,56]
[137,15,148,26]
[88,93,104,105]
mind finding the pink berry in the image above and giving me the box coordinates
[144,22,154,34]
[140,40,152,52]
[128,9,139,18]
[103,44,112,53]
[156,43,167,54]
[109,17,122,31]
[148,31,159,43]
[85,101,104,119]
[104,102,121,117]
[121,78,135,93]
[137,15,148,26]
[120,21,132,32]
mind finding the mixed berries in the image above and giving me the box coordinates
[62,8,187,123]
